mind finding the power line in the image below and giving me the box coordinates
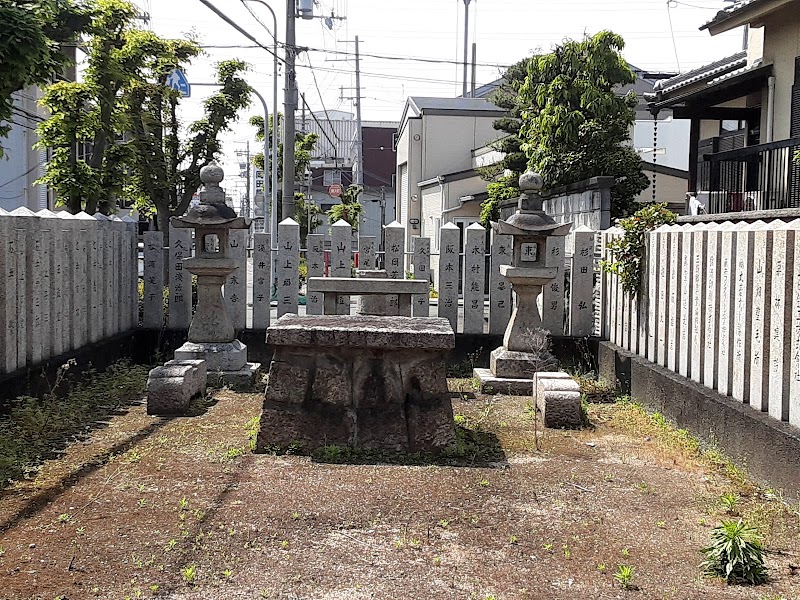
[666,1,682,72]
[0,161,46,189]
[195,0,287,67]
[199,43,512,69]
[303,54,342,147]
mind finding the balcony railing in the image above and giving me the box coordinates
[697,137,800,213]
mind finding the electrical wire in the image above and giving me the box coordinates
[195,0,287,66]
[303,54,341,147]
[665,0,682,72]
[0,161,46,189]
[199,43,512,69]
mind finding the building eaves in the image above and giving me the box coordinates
[418,168,480,188]
[700,0,768,31]
[652,51,747,95]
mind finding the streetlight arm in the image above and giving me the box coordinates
[244,0,280,237]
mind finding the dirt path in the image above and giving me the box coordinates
[0,387,797,599]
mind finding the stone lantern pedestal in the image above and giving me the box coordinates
[474,172,579,419]
[171,163,259,387]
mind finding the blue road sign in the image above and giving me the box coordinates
[166,68,191,98]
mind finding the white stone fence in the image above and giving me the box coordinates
[600,219,800,428]
[142,219,599,339]
[0,208,138,376]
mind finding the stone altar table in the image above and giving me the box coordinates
[256,314,456,454]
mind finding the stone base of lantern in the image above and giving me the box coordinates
[174,340,260,389]
[473,347,559,395]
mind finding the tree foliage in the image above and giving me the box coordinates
[126,51,251,238]
[518,31,649,217]
[249,112,318,226]
[35,0,253,228]
[327,184,363,231]
[599,202,676,295]
[0,0,89,157]
[478,57,534,226]
[36,0,137,214]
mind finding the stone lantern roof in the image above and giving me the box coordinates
[172,163,249,229]
[492,171,571,237]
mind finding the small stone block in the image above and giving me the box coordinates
[538,390,583,429]
[146,359,207,415]
[473,368,534,396]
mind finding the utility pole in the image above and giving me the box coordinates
[354,35,364,187]
[301,92,307,132]
[462,0,472,98]
[283,0,298,221]
[470,42,477,97]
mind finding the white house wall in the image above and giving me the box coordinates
[0,88,46,211]
[633,115,690,171]
[761,5,800,140]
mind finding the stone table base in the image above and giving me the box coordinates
[257,315,455,454]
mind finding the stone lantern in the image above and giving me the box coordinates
[474,171,571,395]
[171,163,259,385]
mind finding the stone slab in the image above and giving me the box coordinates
[474,368,535,396]
[143,231,165,329]
[489,347,558,379]
[437,222,460,332]
[305,233,325,316]
[463,223,486,334]
[541,235,566,334]
[277,218,300,317]
[569,227,595,338]
[383,221,405,280]
[412,236,431,317]
[267,314,454,350]
[252,233,271,328]
[174,339,248,372]
[307,277,427,295]
[489,232,513,335]
[168,227,192,329]
[146,359,207,415]
[224,229,247,329]
[534,372,582,429]
[358,235,376,271]
[330,220,352,315]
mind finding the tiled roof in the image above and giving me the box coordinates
[652,51,747,94]
[700,0,769,30]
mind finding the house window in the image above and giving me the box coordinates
[323,169,342,186]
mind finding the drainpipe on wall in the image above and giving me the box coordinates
[765,76,776,143]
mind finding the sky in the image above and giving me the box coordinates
[124,0,747,200]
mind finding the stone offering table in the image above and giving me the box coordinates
[307,277,429,316]
[256,314,456,454]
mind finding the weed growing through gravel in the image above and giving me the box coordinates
[181,564,197,584]
[614,564,636,590]
[700,519,767,585]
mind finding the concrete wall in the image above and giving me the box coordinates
[599,341,800,498]
[501,177,613,232]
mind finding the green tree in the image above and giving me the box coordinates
[249,113,318,227]
[518,31,648,217]
[294,192,322,244]
[126,53,251,240]
[0,0,89,156]
[327,184,363,231]
[35,0,138,214]
[478,57,534,226]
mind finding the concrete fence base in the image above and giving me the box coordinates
[599,340,800,498]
